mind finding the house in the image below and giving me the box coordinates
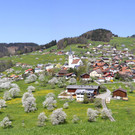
[66,85,99,95]
[97,77,105,83]
[112,88,127,98]
[35,68,44,73]
[90,71,102,78]
[25,69,34,74]
[66,85,99,101]
[80,73,90,80]
[68,48,83,68]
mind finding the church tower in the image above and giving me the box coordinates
[68,47,73,67]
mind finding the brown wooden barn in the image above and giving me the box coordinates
[112,88,127,97]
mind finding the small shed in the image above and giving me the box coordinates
[112,88,127,98]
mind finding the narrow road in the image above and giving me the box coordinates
[95,81,115,122]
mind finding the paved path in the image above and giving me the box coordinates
[95,81,115,122]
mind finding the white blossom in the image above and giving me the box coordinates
[63,102,69,109]
[22,92,33,107]
[9,87,20,98]
[23,97,37,112]
[0,99,6,109]
[3,91,11,100]
[25,74,37,83]
[27,86,35,93]
[50,108,67,125]
[87,108,98,122]
[0,117,12,128]
[101,108,112,119]
[48,77,58,84]
[43,97,57,110]
[69,78,76,85]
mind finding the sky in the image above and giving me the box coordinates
[0,0,135,44]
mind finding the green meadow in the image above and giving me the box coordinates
[0,37,135,134]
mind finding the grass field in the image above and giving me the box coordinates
[0,37,135,134]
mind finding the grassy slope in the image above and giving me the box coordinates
[0,37,135,134]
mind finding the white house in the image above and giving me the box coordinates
[68,48,83,68]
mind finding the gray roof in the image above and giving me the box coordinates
[75,89,94,94]
[66,85,99,89]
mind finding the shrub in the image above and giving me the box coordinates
[101,108,112,119]
[3,91,11,100]
[25,74,37,83]
[43,97,57,111]
[94,98,102,108]
[72,115,79,124]
[0,99,6,109]
[50,108,67,125]
[27,86,35,93]
[63,102,69,109]
[37,112,47,127]
[87,108,98,122]
[9,87,20,98]
[0,117,12,128]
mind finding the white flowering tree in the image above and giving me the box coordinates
[27,86,35,93]
[0,82,11,90]
[23,97,37,113]
[3,91,11,100]
[48,77,58,85]
[37,112,47,127]
[43,97,57,111]
[68,78,76,85]
[87,108,99,122]
[9,87,20,98]
[0,99,6,109]
[0,117,12,128]
[45,93,55,99]
[25,74,37,83]
[63,102,69,109]
[22,92,37,112]
[10,83,19,88]
[50,108,67,125]
[72,115,79,124]
[101,108,112,119]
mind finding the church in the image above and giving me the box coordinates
[68,48,83,68]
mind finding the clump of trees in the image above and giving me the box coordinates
[50,108,67,125]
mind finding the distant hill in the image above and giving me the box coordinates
[57,29,117,49]
[131,34,135,38]
[0,40,57,58]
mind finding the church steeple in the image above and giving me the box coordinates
[68,47,73,67]
[69,47,72,55]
